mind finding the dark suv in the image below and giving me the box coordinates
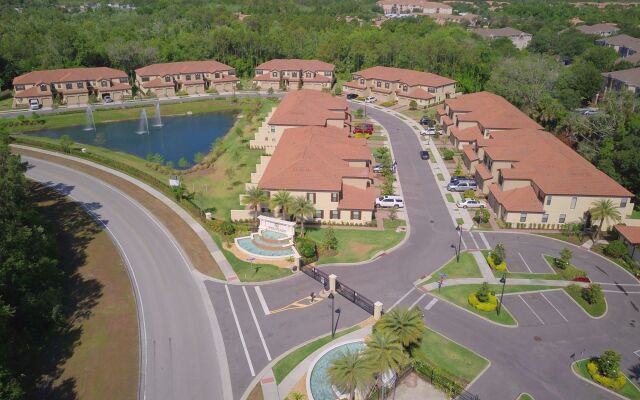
[346,93,358,100]
[420,117,435,127]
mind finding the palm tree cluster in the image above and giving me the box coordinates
[327,307,426,400]
[242,188,316,234]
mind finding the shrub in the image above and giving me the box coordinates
[442,148,454,161]
[475,282,491,303]
[468,284,498,312]
[587,361,626,390]
[474,208,490,224]
[296,236,318,263]
[409,100,417,110]
[604,240,628,259]
[463,189,475,199]
[381,100,397,107]
[572,276,591,283]
[59,134,74,153]
[597,350,622,379]
[333,85,342,96]
[267,87,274,95]
[491,243,506,265]
[582,283,603,305]
[486,254,507,271]
[322,227,339,251]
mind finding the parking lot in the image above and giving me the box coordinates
[502,289,591,327]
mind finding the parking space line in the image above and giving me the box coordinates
[603,290,640,294]
[540,292,568,322]
[460,234,468,250]
[224,285,255,376]
[242,287,272,361]
[634,350,640,358]
[479,232,491,249]
[518,295,545,325]
[254,286,270,315]
[469,232,480,249]
[518,252,533,273]
[409,294,426,309]
[425,298,438,311]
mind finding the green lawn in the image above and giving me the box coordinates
[518,394,535,400]
[494,270,560,280]
[423,252,482,284]
[456,217,464,226]
[446,193,455,203]
[564,285,607,317]
[306,219,406,265]
[631,210,640,219]
[573,359,640,399]
[433,284,555,326]
[536,232,586,246]
[543,255,588,280]
[591,244,640,278]
[211,233,291,282]
[437,172,445,181]
[273,325,359,384]
[0,97,13,111]
[412,328,488,385]
[367,135,387,141]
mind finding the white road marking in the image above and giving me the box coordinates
[518,252,533,273]
[603,290,640,294]
[424,298,439,311]
[469,232,480,249]
[596,282,640,286]
[540,293,568,322]
[460,234,468,250]
[479,232,491,249]
[224,285,255,376]
[242,287,272,361]
[254,286,271,315]
[390,287,416,310]
[409,294,426,309]
[633,350,640,358]
[518,295,545,325]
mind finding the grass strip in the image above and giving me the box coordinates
[422,252,482,285]
[564,285,606,317]
[445,193,455,203]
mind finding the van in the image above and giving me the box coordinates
[447,180,477,192]
[29,99,40,110]
[376,195,404,208]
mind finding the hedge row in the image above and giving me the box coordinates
[468,292,498,312]
[486,254,506,271]
[412,360,465,397]
[587,361,626,391]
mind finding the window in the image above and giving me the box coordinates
[359,79,364,85]
[621,198,628,208]
[270,126,275,133]
[306,72,312,78]
[165,76,171,82]
[272,72,278,78]
[255,70,262,75]
[195,73,201,80]
[384,82,390,89]
[39,84,47,92]
[119,78,128,83]
[331,192,339,202]
[428,87,436,93]
[185,75,191,81]
[101,80,107,87]
[570,197,577,209]
[142,77,150,82]
[330,210,340,219]
[542,214,549,223]
[307,193,316,204]
[324,71,332,77]
[315,210,324,219]
[66,83,73,89]
[519,212,527,222]
[559,214,566,224]
[215,72,220,79]
[292,72,298,78]
[77,82,84,89]
[377,81,381,87]
[351,210,361,220]
[403,85,408,92]
[546,195,552,205]
[15,85,25,91]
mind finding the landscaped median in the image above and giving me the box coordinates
[573,352,640,399]
[421,251,482,285]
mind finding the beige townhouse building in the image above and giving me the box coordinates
[576,23,620,37]
[437,92,635,229]
[343,66,457,107]
[253,59,336,91]
[12,67,131,109]
[134,60,238,98]
[602,67,640,95]
[376,0,452,15]
[471,27,533,50]
[596,34,640,64]
[249,90,351,154]
[235,126,378,225]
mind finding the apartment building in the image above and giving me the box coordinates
[614,225,640,262]
[602,67,640,95]
[438,92,634,229]
[249,90,351,154]
[437,91,543,150]
[248,126,378,225]
[377,0,452,15]
[575,23,620,37]
[12,67,131,109]
[596,34,640,64]
[252,59,335,91]
[134,60,238,98]
[343,66,456,107]
[471,27,533,50]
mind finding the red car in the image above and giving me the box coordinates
[353,123,374,135]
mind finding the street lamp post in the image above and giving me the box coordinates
[364,101,367,118]
[497,274,507,316]
[328,292,335,337]
[456,223,463,262]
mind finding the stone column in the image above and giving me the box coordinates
[329,274,337,293]
[374,301,383,321]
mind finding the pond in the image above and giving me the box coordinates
[28,111,236,168]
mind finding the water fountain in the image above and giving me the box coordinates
[152,101,163,127]
[83,106,96,131]
[136,109,150,135]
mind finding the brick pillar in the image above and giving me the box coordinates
[374,301,383,321]
[329,274,337,293]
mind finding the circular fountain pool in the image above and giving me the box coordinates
[306,340,365,400]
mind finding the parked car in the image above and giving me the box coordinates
[28,99,41,110]
[447,180,477,192]
[346,93,358,100]
[354,123,374,135]
[103,95,113,103]
[364,96,377,103]
[420,127,440,136]
[456,199,485,209]
[449,175,468,184]
[376,195,404,208]
[419,117,435,126]
[419,150,430,160]
[373,162,396,173]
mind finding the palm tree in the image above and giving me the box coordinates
[364,331,408,396]
[242,187,267,228]
[270,190,292,220]
[328,350,375,400]
[590,199,622,241]
[289,196,316,236]
[374,307,426,355]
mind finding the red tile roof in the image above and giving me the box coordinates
[343,80,366,89]
[269,90,348,126]
[214,75,240,83]
[339,184,379,211]
[58,87,89,95]
[475,163,493,180]
[255,59,335,72]
[303,75,332,83]
[135,60,234,76]
[13,67,128,85]
[472,27,530,38]
[180,79,206,85]
[258,126,372,192]
[449,125,482,142]
[463,145,479,161]
[142,78,174,88]
[436,106,446,116]
[253,75,280,82]
[489,184,544,213]
[441,115,453,126]
[14,86,52,98]
[353,66,456,87]
[397,87,435,100]
[615,225,640,245]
